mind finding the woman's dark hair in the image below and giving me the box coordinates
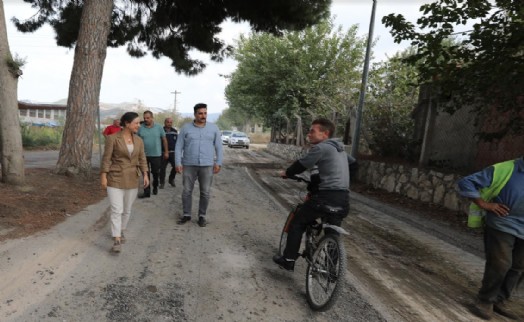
[120,112,139,126]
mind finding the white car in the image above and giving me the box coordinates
[228,132,250,149]
[221,130,233,144]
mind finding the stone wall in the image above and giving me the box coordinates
[357,160,466,212]
[267,142,467,213]
[267,142,307,162]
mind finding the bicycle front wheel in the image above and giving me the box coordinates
[305,234,347,311]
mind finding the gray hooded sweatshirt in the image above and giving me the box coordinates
[286,139,354,191]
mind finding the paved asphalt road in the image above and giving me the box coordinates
[24,149,101,169]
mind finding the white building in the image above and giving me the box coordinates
[18,101,66,127]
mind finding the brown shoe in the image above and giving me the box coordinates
[112,240,122,253]
[494,302,519,320]
[470,301,493,320]
[120,232,126,244]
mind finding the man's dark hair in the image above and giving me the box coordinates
[312,118,335,138]
[120,112,139,126]
[143,110,153,117]
[193,103,207,113]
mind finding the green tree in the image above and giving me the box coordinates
[13,0,331,175]
[225,19,366,133]
[383,0,524,135]
[216,107,250,131]
[363,48,419,158]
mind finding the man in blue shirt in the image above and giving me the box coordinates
[137,111,168,198]
[457,157,524,320]
[175,103,223,227]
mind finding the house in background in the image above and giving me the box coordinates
[18,101,66,127]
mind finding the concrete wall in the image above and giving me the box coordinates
[413,86,523,171]
[267,142,467,213]
[424,105,478,169]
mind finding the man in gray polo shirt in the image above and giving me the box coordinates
[175,103,223,227]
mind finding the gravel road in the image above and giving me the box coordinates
[1,145,522,321]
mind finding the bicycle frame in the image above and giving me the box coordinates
[277,175,349,311]
[303,219,324,262]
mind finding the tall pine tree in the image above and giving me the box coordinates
[14,0,331,175]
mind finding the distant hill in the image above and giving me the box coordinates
[180,112,219,123]
[99,101,169,119]
[40,99,220,122]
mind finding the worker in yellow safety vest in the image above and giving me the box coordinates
[457,157,524,320]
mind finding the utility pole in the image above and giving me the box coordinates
[171,90,181,114]
[350,0,377,158]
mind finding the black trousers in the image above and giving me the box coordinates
[283,190,349,260]
[144,156,162,195]
[160,152,176,185]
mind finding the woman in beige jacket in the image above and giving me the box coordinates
[101,112,149,252]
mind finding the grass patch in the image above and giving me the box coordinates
[21,125,62,149]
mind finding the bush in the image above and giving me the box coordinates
[249,132,270,144]
[21,125,62,149]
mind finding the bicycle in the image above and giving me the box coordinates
[277,175,349,311]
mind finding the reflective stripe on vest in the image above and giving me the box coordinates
[467,159,515,228]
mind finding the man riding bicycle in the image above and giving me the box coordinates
[273,118,355,271]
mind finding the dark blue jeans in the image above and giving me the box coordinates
[478,226,524,303]
[283,190,349,260]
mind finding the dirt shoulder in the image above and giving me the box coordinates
[0,168,106,241]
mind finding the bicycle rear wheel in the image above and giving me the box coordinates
[305,234,346,311]
[278,208,297,256]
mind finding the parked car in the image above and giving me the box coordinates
[228,132,250,149]
[221,130,233,144]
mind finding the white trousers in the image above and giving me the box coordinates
[107,187,138,237]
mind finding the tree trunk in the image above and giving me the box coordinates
[295,114,303,147]
[56,0,113,176]
[0,1,24,185]
[285,117,291,145]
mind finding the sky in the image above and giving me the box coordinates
[4,0,433,115]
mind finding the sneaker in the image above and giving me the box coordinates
[138,193,150,199]
[120,232,126,244]
[153,187,158,195]
[470,301,493,320]
[198,217,207,227]
[272,255,295,271]
[494,302,519,320]
[112,241,122,253]
[159,183,165,189]
[177,216,191,225]
[169,179,176,187]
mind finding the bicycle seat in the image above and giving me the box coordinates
[316,204,346,216]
